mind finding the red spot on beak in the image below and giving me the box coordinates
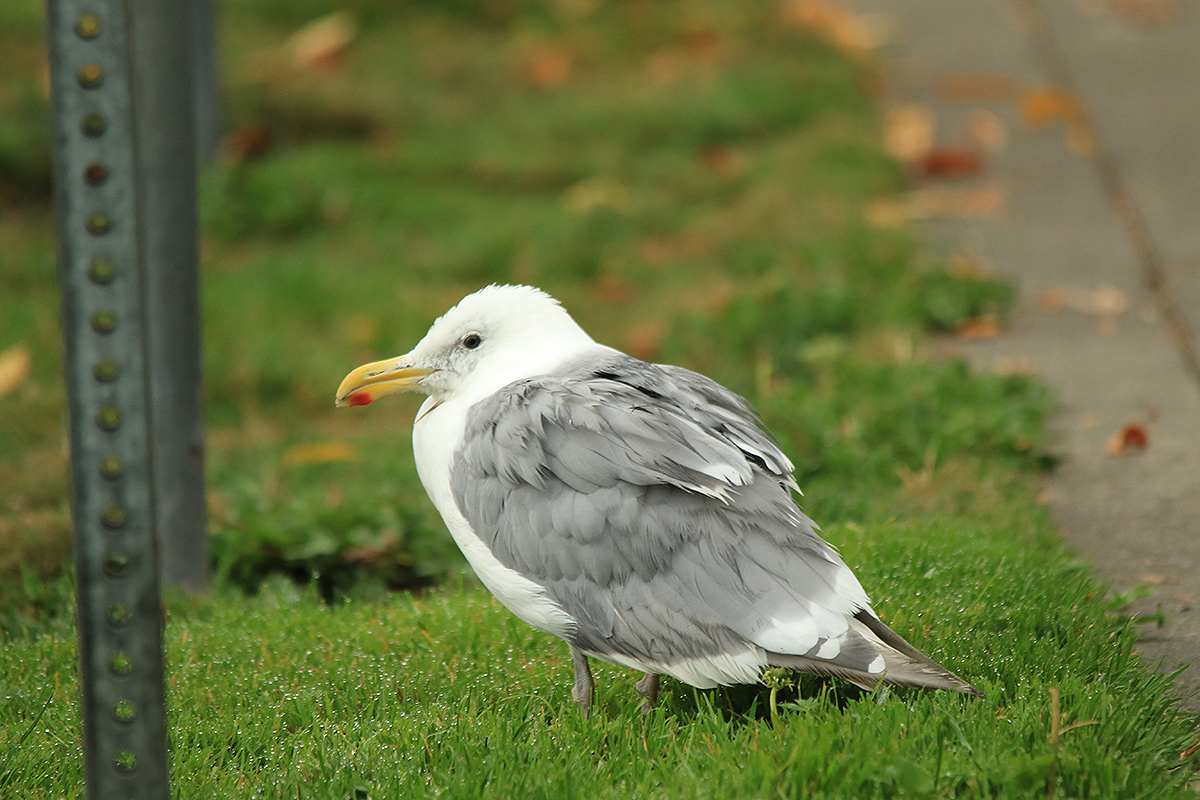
[347,392,373,406]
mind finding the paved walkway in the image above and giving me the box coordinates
[847,0,1200,710]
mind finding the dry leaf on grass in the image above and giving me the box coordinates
[1104,422,1149,455]
[779,0,876,56]
[624,322,663,362]
[282,441,359,468]
[563,178,633,213]
[288,12,357,73]
[637,234,712,265]
[592,274,634,304]
[680,29,727,63]
[0,343,32,397]
[523,47,573,90]
[700,143,747,176]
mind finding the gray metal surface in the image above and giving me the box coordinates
[128,0,210,591]
[46,0,208,794]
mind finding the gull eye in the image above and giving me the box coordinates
[461,333,482,350]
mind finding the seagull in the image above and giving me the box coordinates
[336,284,981,713]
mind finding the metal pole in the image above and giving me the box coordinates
[46,0,208,793]
[128,0,210,591]
[189,0,223,161]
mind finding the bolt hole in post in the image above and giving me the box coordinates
[114,749,137,773]
[88,259,116,283]
[101,503,128,529]
[113,699,136,723]
[109,651,133,676]
[106,604,131,627]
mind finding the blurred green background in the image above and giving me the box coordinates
[0,0,1025,609]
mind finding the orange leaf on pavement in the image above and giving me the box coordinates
[917,148,985,179]
[1020,87,1084,130]
[957,315,1002,340]
[883,104,934,162]
[1104,423,1149,455]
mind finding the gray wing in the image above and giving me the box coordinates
[450,354,891,683]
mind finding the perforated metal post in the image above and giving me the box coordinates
[46,0,207,795]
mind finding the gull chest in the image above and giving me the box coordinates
[412,397,574,639]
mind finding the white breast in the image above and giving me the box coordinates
[411,395,576,640]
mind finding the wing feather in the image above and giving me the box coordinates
[451,354,891,683]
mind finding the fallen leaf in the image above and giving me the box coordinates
[1087,285,1129,315]
[963,109,1007,152]
[523,47,572,90]
[1036,285,1128,315]
[1036,489,1055,507]
[563,178,632,213]
[957,315,1002,340]
[864,197,908,227]
[1137,573,1170,586]
[779,0,876,56]
[1020,87,1084,131]
[1104,423,1149,455]
[883,104,934,161]
[1036,287,1070,313]
[681,29,726,62]
[288,12,357,73]
[645,52,684,86]
[637,234,712,265]
[0,343,32,397]
[221,122,272,163]
[624,322,663,362]
[1104,0,1181,27]
[936,73,1020,103]
[282,440,359,467]
[991,356,1041,377]
[917,147,986,179]
[700,143,746,176]
[593,274,634,303]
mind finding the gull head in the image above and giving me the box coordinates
[336,285,598,408]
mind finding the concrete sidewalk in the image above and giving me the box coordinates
[847,0,1200,710]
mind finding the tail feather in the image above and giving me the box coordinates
[766,610,983,698]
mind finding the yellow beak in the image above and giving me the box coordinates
[335,358,434,407]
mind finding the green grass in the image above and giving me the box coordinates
[0,0,1197,796]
